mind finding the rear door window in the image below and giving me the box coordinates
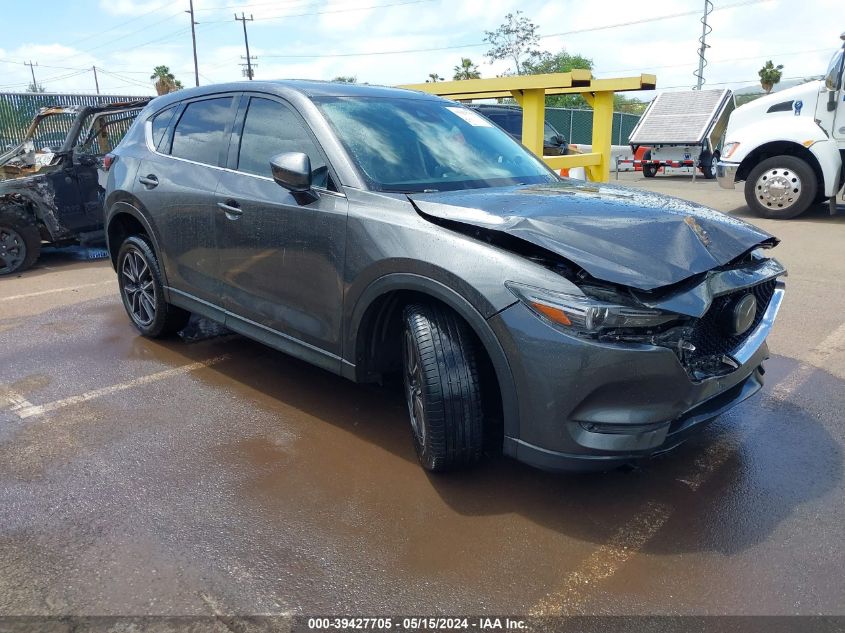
[171,97,234,166]
[236,97,330,188]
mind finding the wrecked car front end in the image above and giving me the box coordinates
[408,181,786,471]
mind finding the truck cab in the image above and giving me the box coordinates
[716,32,845,219]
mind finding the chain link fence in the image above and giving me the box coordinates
[546,108,641,146]
[0,92,141,150]
[1,92,642,152]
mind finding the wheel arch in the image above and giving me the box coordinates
[105,201,166,278]
[737,141,824,194]
[346,273,519,445]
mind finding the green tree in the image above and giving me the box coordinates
[758,60,784,94]
[26,83,46,93]
[613,94,648,115]
[453,57,481,81]
[483,11,542,75]
[150,65,183,95]
[426,73,444,83]
[332,76,357,83]
[525,50,593,108]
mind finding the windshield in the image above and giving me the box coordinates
[314,96,556,193]
[825,49,844,90]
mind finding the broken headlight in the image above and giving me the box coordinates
[506,282,678,335]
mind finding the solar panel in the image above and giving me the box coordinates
[629,89,732,145]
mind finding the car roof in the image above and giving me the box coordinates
[148,80,444,109]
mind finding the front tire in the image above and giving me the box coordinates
[117,235,190,337]
[744,155,817,219]
[402,303,484,471]
[0,207,41,275]
[642,151,658,178]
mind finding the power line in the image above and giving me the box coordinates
[262,0,772,59]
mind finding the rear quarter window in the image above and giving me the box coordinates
[150,105,177,151]
[170,97,234,166]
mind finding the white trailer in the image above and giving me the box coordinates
[628,88,735,179]
[716,32,845,219]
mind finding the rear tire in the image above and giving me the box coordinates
[402,303,484,471]
[0,206,41,275]
[744,155,817,219]
[117,235,190,337]
[699,150,715,179]
[642,151,658,178]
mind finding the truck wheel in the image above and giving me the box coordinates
[699,150,715,179]
[0,211,41,275]
[116,235,190,337]
[402,303,483,471]
[642,151,658,178]
[745,155,817,219]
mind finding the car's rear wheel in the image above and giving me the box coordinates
[402,303,483,471]
[744,155,817,219]
[0,209,41,275]
[117,235,190,337]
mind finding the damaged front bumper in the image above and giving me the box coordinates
[491,280,785,472]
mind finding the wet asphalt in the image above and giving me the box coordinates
[0,175,843,623]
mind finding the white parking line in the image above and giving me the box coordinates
[530,320,845,615]
[530,501,673,616]
[3,280,116,301]
[0,389,35,412]
[14,356,229,419]
[770,321,845,403]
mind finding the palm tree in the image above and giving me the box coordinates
[426,73,443,83]
[453,58,481,81]
[758,60,784,94]
[150,66,183,95]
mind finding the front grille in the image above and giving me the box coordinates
[688,279,776,360]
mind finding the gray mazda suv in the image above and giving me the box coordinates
[104,81,785,472]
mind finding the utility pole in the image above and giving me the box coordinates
[92,66,100,94]
[694,0,713,89]
[235,12,255,80]
[25,60,38,89]
[187,0,200,87]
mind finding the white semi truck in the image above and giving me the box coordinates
[716,32,845,219]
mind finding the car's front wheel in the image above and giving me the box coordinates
[744,155,817,219]
[117,235,190,337]
[402,303,484,471]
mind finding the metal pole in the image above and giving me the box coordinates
[235,13,255,80]
[695,0,713,89]
[92,66,100,94]
[26,61,38,88]
[187,0,199,87]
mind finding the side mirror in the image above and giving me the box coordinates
[270,152,311,193]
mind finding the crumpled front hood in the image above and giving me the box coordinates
[408,181,777,291]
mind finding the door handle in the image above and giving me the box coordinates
[217,200,243,219]
[138,174,158,188]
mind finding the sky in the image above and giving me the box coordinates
[0,0,841,97]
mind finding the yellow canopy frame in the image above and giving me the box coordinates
[398,71,656,182]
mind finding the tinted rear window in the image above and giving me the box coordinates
[170,97,233,165]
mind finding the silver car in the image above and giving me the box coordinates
[104,81,785,472]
